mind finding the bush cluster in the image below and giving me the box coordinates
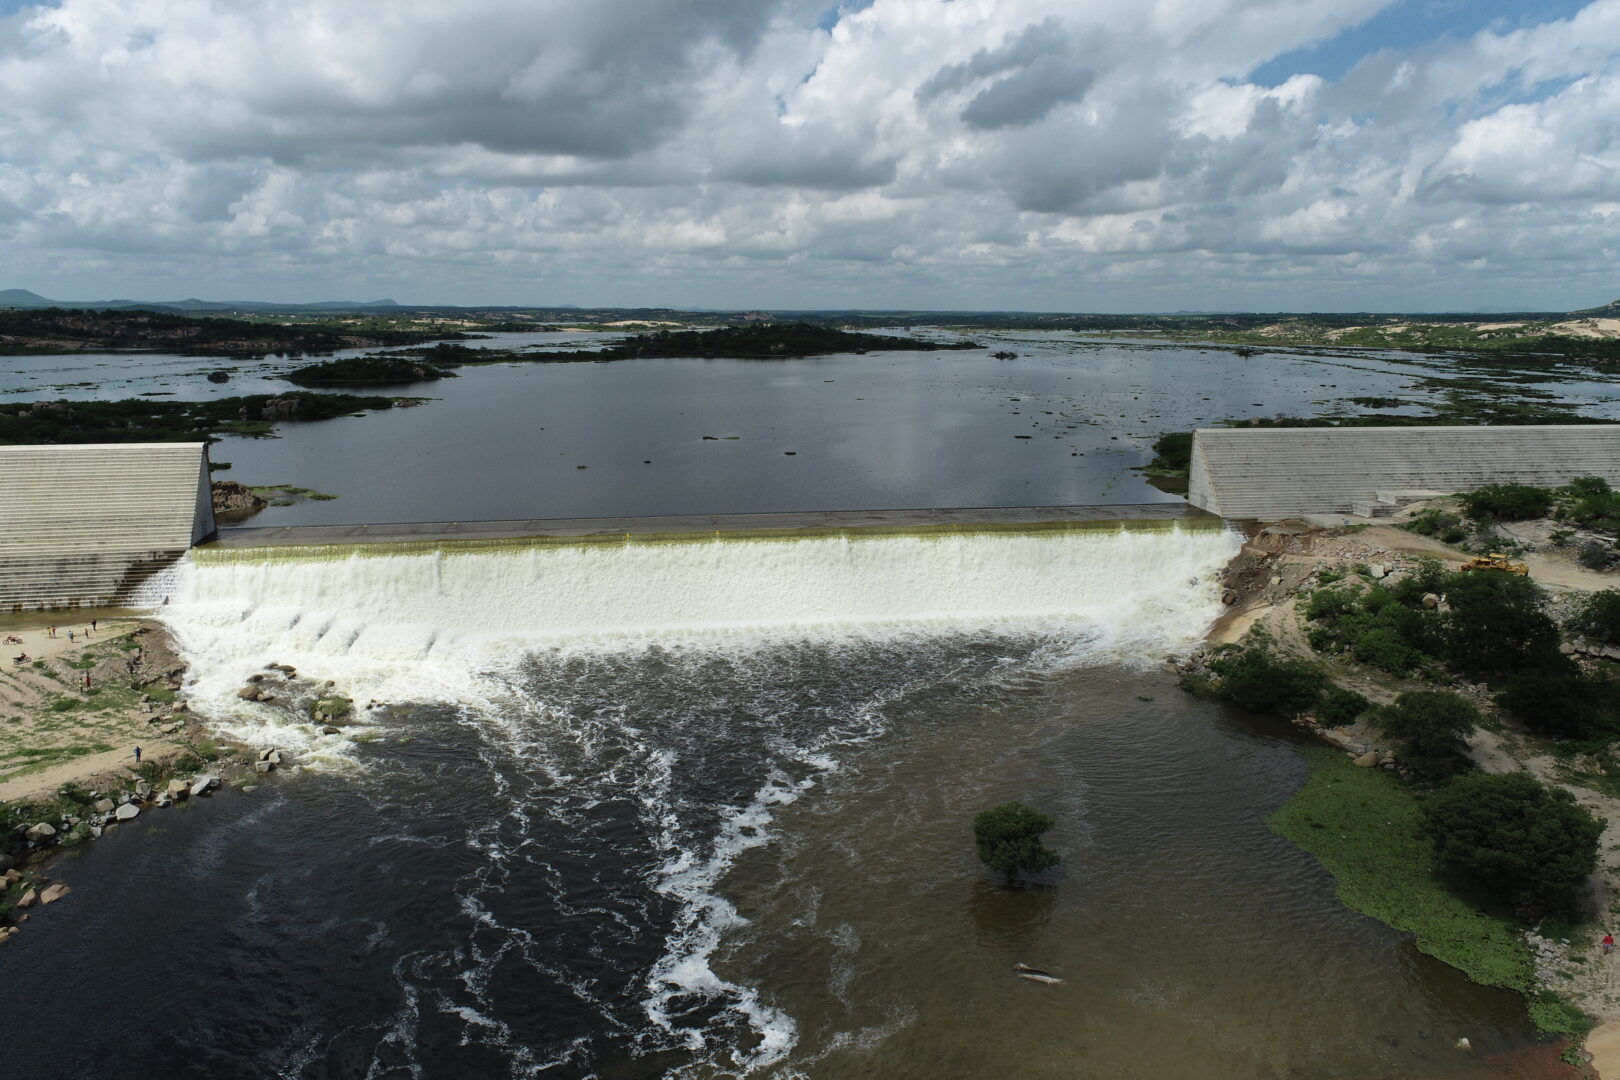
[1305,565,1448,677]
[1206,647,1325,715]
[1375,691,1478,780]
[1571,590,1620,645]
[1457,483,1555,522]
[1423,772,1602,915]
[1300,562,1618,742]
[1404,508,1468,544]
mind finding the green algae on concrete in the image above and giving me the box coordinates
[196,506,1226,563]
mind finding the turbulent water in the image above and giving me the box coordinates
[1,526,1541,1078]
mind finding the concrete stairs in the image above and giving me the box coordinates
[0,443,211,610]
[1188,426,1620,519]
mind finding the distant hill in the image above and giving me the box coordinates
[1571,298,1620,318]
[0,288,402,314]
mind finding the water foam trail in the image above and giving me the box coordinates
[156,526,1239,1075]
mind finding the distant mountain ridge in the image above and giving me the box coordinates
[0,288,401,314]
[1571,298,1620,318]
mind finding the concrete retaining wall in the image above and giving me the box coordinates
[0,442,215,610]
[1188,425,1620,519]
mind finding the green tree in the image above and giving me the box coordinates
[1423,772,1602,914]
[972,802,1059,883]
[1208,647,1325,716]
[1376,691,1478,780]
[1148,431,1193,473]
[1443,571,1559,681]
[1571,590,1620,646]
[1496,660,1620,741]
[1316,685,1372,728]
[1458,483,1554,522]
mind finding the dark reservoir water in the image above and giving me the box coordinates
[5,329,1617,524]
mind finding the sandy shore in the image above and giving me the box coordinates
[0,615,192,803]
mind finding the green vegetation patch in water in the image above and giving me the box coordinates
[1268,748,1592,1036]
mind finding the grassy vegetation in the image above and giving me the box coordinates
[518,322,980,361]
[0,307,460,356]
[284,355,457,386]
[1270,748,1588,1038]
[0,391,416,444]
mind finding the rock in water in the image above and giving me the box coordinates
[114,803,140,822]
[38,883,70,905]
[190,775,219,798]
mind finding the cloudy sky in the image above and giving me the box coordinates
[0,0,1616,311]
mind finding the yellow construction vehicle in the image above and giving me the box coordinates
[1460,553,1529,575]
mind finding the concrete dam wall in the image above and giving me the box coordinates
[1188,425,1620,519]
[0,442,215,610]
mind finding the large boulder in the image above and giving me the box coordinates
[92,798,115,814]
[24,822,56,843]
[38,884,70,905]
[190,775,220,798]
[114,803,140,822]
[166,779,191,799]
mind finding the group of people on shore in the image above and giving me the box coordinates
[9,619,100,666]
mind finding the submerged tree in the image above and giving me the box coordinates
[973,802,1059,884]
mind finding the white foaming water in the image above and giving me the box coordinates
[157,525,1238,1074]
[165,525,1237,680]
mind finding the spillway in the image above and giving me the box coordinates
[161,521,1238,758]
[172,522,1237,653]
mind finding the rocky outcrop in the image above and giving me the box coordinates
[211,480,267,514]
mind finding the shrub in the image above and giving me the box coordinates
[1351,626,1425,675]
[1308,585,1445,675]
[1316,686,1372,728]
[1443,571,1559,681]
[1148,431,1194,473]
[1423,772,1602,915]
[1208,648,1325,716]
[1578,540,1618,571]
[972,802,1059,882]
[1404,508,1462,539]
[1376,691,1478,780]
[1458,483,1554,522]
[1305,588,1356,622]
[1561,476,1614,500]
[1496,661,1620,741]
[1560,477,1620,534]
[1571,590,1620,645]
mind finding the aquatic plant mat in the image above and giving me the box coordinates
[1269,747,1589,1038]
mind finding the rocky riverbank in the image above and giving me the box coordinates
[1185,505,1620,1074]
[0,617,296,945]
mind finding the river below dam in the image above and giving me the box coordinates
[0,527,1555,1078]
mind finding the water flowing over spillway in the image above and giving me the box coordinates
[172,525,1239,657]
[153,526,1243,1075]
